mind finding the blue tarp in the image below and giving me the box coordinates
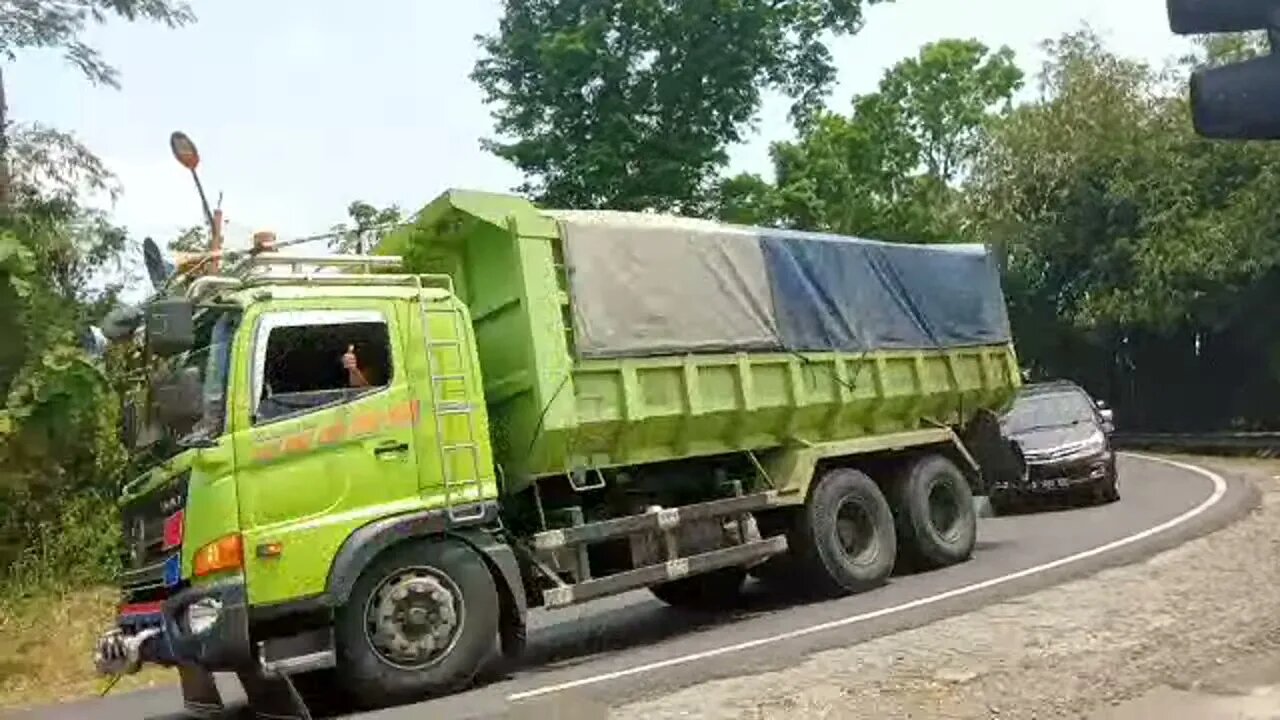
[761,231,1011,352]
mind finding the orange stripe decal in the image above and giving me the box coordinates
[251,399,436,463]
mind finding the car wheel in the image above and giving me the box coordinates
[989,491,1017,516]
[1097,464,1121,504]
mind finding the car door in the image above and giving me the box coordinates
[232,303,423,606]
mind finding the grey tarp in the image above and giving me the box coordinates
[554,211,1011,359]
[555,211,783,358]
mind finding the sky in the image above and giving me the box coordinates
[9,0,1196,262]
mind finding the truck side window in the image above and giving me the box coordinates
[252,312,393,425]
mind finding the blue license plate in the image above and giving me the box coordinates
[163,553,182,587]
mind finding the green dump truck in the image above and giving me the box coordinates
[92,189,1023,718]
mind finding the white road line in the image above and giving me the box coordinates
[507,453,1228,703]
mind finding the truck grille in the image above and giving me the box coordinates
[119,470,189,602]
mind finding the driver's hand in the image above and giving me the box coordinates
[341,345,358,371]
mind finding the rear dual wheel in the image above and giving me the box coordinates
[763,455,977,597]
[788,467,898,597]
[890,454,977,570]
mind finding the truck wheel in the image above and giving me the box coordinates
[791,467,896,597]
[649,567,746,610]
[334,538,500,709]
[892,454,976,570]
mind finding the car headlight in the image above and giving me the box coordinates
[1080,430,1107,455]
[185,597,223,635]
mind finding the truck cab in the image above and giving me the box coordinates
[99,253,525,718]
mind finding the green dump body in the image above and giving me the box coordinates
[380,190,1021,494]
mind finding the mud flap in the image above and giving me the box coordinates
[237,669,312,720]
[959,408,1026,493]
[178,665,225,719]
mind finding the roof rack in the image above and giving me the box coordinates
[183,252,456,302]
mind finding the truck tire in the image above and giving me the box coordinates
[791,467,896,597]
[334,537,500,709]
[891,454,976,570]
[649,567,746,610]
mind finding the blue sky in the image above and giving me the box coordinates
[10,0,1193,258]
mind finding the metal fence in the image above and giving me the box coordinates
[1112,432,1280,457]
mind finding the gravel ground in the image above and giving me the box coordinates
[610,457,1280,720]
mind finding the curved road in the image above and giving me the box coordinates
[16,454,1255,720]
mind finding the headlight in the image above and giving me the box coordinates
[1080,430,1107,454]
[185,597,223,635]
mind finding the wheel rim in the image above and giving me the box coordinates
[834,497,880,565]
[927,479,962,541]
[363,566,465,670]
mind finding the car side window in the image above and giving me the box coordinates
[251,310,393,426]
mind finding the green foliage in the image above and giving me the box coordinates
[969,29,1280,428]
[971,30,1280,332]
[474,0,888,212]
[0,0,194,87]
[718,38,1022,242]
[168,224,207,252]
[0,0,195,599]
[329,200,402,254]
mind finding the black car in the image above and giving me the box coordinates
[991,380,1120,511]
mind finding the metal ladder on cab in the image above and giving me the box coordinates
[421,297,486,522]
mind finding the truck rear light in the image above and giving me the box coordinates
[162,510,185,550]
[193,533,243,578]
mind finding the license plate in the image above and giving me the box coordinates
[1031,477,1071,491]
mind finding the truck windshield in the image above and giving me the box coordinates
[172,308,241,442]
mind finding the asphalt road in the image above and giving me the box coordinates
[15,454,1254,720]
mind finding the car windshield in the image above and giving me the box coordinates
[1003,390,1096,435]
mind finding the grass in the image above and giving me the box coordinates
[0,587,171,711]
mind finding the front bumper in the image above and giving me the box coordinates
[992,450,1114,495]
[95,577,252,674]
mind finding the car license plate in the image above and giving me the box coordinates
[1031,477,1070,491]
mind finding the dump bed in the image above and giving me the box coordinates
[379,190,1021,493]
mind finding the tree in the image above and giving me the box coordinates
[473,0,888,212]
[0,0,195,587]
[168,225,207,253]
[329,200,402,254]
[0,0,194,211]
[718,38,1022,242]
[969,29,1280,429]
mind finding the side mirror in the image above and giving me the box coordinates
[145,298,195,357]
[1099,408,1115,434]
[153,366,203,435]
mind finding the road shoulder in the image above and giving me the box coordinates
[610,456,1270,720]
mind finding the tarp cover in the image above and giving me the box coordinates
[761,231,1012,352]
[555,212,1011,359]
[555,211,782,358]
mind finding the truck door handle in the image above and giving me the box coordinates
[372,441,409,456]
